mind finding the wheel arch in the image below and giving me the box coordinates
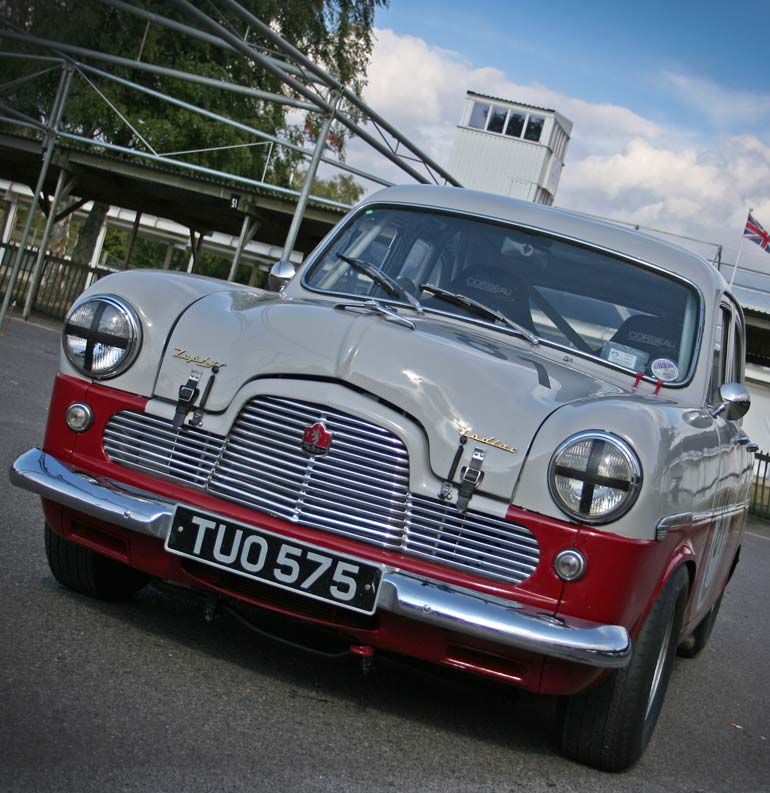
[629,543,695,641]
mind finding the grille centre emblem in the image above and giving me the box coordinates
[302,422,334,457]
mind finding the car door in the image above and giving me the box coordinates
[693,301,749,613]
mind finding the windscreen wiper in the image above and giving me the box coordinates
[334,299,415,330]
[420,284,539,346]
[336,253,423,313]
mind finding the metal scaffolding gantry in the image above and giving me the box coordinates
[0,0,462,329]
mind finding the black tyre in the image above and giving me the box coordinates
[677,592,723,658]
[45,523,149,600]
[558,566,689,772]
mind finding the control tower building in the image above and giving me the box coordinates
[448,91,572,206]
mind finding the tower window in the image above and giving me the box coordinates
[524,115,545,142]
[468,102,490,129]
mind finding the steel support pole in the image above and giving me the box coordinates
[281,112,335,263]
[123,211,142,268]
[75,61,391,188]
[0,28,317,112]
[187,229,205,273]
[219,0,461,186]
[55,131,350,210]
[167,0,434,185]
[4,25,391,188]
[228,215,260,282]
[22,168,72,320]
[0,63,73,332]
[162,242,175,270]
[88,219,108,270]
[0,196,18,267]
[99,0,454,182]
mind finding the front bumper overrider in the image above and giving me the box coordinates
[11,447,631,669]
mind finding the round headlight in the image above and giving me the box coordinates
[63,295,141,379]
[548,431,642,524]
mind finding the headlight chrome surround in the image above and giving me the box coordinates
[63,294,142,379]
[548,431,642,524]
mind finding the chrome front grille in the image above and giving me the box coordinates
[103,396,539,583]
[408,495,539,581]
[103,411,225,488]
[209,397,410,548]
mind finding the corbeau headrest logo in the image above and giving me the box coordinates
[627,331,676,350]
[466,277,512,296]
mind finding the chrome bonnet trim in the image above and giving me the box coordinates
[656,501,749,539]
[11,448,630,669]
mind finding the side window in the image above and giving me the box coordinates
[732,310,745,384]
[709,305,732,404]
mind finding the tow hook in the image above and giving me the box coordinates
[350,644,376,674]
[203,596,222,623]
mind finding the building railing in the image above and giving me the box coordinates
[0,243,111,321]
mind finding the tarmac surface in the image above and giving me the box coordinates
[1,318,769,793]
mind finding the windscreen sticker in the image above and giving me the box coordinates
[651,358,679,382]
[600,341,648,371]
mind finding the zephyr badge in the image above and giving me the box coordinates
[302,422,333,457]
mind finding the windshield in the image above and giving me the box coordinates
[304,206,701,383]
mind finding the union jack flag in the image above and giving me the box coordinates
[744,212,770,253]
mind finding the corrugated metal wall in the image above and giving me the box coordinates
[448,126,551,198]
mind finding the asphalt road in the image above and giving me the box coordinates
[1,319,769,793]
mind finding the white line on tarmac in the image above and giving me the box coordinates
[746,531,770,541]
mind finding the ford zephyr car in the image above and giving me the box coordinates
[11,185,753,770]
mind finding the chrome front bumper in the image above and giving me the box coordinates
[11,448,631,669]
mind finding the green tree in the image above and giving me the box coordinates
[292,169,366,205]
[0,0,386,260]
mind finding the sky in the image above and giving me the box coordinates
[333,0,770,268]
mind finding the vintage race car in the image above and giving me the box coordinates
[11,185,753,770]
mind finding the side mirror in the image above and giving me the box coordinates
[268,260,296,292]
[712,382,751,421]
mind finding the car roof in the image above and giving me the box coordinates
[360,185,724,295]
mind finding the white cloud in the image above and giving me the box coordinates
[558,134,770,261]
[333,28,770,263]
[664,71,770,127]
[356,29,661,163]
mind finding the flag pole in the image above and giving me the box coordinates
[729,209,751,288]
[728,238,744,287]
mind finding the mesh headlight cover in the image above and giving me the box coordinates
[63,295,141,378]
[548,432,642,523]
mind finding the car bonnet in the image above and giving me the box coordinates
[152,290,623,501]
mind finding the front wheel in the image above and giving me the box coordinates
[45,523,149,600]
[558,566,689,772]
[678,592,723,658]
